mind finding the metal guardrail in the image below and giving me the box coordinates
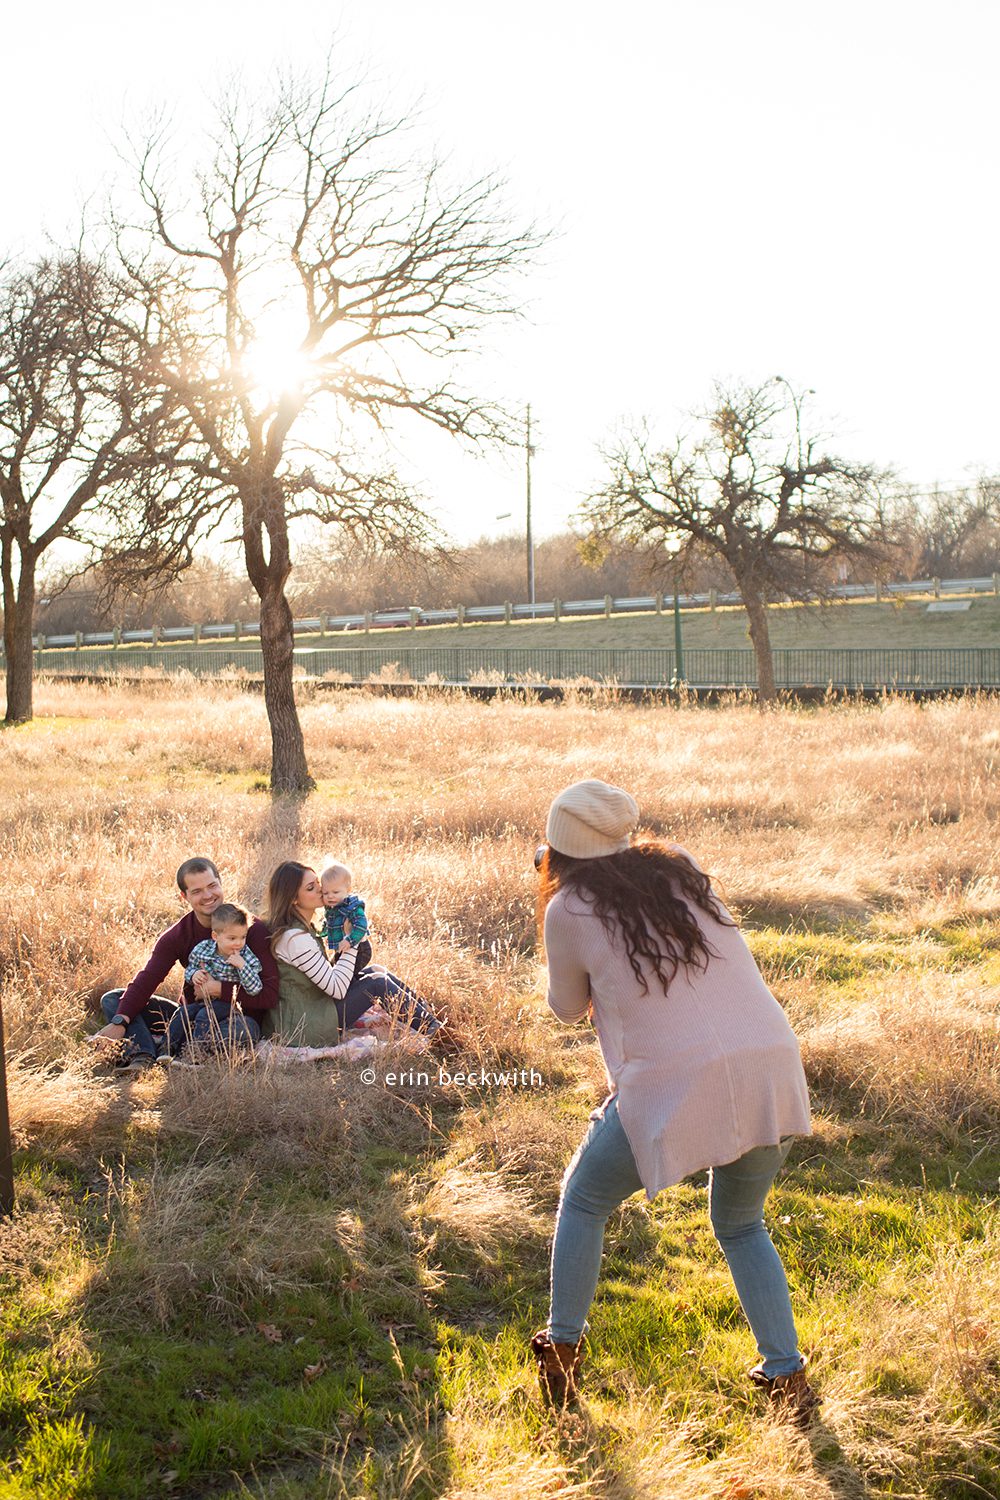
[26,574,1000,651]
[26,645,1000,689]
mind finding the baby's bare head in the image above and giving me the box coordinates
[320,863,352,906]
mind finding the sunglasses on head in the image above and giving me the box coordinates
[533,844,547,871]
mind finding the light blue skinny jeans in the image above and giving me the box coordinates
[549,1095,803,1377]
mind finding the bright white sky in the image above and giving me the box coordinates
[6,1,999,545]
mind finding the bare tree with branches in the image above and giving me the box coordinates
[581,379,891,699]
[112,69,541,791]
[0,252,190,723]
[889,480,1000,579]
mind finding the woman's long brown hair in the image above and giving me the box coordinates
[538,840,732,995]
[265,861,316,951]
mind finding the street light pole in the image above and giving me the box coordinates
[525,404,535,614]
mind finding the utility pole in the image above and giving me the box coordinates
[669,557,685,690]
[526,404,536,614]
[0,999,14,1217]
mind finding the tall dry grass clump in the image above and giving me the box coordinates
[155,1049,434,1174]
[88,1156,351,1325]
[4,1052,131,1157]
[803,986,1000,1136]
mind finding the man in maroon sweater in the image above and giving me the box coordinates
[92,857,278,1069]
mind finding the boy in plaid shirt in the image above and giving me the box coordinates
[167,903,263,1057]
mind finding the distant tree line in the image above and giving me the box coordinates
[36,479,1000,636]
[34,529,702,632]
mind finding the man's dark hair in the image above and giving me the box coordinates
[176,857,221,894]
[211,902,250,930]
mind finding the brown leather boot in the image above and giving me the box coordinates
[749,1363,820,1429]
[531,1329,584,1405]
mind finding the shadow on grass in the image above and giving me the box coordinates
[242,797,305,911]
[3,1055,998,1498]
[1,1062,462,1499]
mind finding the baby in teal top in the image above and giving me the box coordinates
[320,863,371,953]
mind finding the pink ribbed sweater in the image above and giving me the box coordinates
[544,857,812,1197]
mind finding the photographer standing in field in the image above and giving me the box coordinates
[90,858,278,1069]
[532,781,818,1425]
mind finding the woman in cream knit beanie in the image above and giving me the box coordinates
[530,779,817,1425]
[545,779,639,860]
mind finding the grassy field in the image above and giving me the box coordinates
[40,590,1000,661]
[0,682,998,1498]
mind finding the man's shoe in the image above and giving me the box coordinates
[117,1052,155,1074]
[531,1329,584,1406]
[749,1363,820,1429]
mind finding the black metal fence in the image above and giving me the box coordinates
[26,644,1000,689]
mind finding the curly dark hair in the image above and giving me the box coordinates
[538,840,732,995]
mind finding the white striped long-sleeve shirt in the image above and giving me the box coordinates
[272,927,360,998]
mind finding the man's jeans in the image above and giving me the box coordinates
[100,990,260,1059]
[549,1094,803,1377]
[100,989,177,1061]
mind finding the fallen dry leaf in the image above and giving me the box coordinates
[724,1477,754,1499]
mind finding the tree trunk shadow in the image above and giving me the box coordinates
[242,796,305,911]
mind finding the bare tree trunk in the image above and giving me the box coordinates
[1,532,14,671]
[3,555,36,724]
[258,576,314,794]
[0,994,14,1216]
[741,586,777,702]
[241,485,315,794]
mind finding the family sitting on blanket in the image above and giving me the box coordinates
[91,856,442,1069]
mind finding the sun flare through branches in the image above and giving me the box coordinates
[237,334,316,406]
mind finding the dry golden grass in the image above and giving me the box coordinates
[2,679,999,1497]
[6,680,997,1120]
[802,974,1000,1135]
[86,1154,374,1327]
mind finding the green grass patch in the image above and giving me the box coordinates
[932,920,1000,963]
[3,1098,996,1498]
[747,928,900,985]
[747,920,1000,989]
